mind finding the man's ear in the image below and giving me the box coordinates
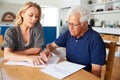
[84,21,88,27]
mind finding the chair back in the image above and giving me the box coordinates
[104,42,116,80]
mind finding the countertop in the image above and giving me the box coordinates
[92,27,120,35]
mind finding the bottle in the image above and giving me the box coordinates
[88,0,93,4]
[101,21,106,28]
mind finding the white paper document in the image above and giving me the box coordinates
[4,54,60,68]
[40,61,85,79]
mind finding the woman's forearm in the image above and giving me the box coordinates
[4,47,41,61]
[4,51,27,62]
[14,47,42,55]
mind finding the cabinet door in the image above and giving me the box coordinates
[100,34,110,40]
[109,35,119,42]
[100,34,119,51]
[42,27,56,49]
[109,35,119,51]
[1,26,10,36]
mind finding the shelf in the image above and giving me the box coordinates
[92,27,120,35]
[88,0,120,7]
[91,10,120,14]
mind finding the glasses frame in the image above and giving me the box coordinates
[67,22,84,28]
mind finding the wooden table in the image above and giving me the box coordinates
[0,50,101,80]
[0,59,101,80]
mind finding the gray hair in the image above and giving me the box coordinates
[66,6,91,23]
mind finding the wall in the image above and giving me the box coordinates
[41,7,59,26]
[0,2,21,25]
[0,0,87,8]
[59,0,81,8]
[0,3,59,27]
[0,0,88,37]
[0,0,61,7]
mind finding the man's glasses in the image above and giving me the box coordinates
[67,22,84,27]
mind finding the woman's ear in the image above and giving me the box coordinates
[21,11,25,18]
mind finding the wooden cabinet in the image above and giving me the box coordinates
[109,35,119,42]
[100,34,119,42]
[100,33,119,51]
[100,34,110,41]
[92,27,120,56]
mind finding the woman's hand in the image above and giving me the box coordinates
[25,55,45,66]
[25,48,52,66]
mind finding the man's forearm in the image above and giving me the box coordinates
[91,64,102,77]
[91,69,101,77]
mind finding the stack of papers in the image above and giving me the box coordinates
[4,54,60,68]
[40,61,85,79]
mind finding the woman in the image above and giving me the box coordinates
[2,1,45,65]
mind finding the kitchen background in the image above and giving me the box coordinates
[0,0,120,56]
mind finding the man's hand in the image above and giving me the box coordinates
[40,49,52,64]
[46,43,55,52]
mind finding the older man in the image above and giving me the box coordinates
[41,6,106,77]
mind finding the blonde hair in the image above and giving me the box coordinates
[15,1,41,26]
